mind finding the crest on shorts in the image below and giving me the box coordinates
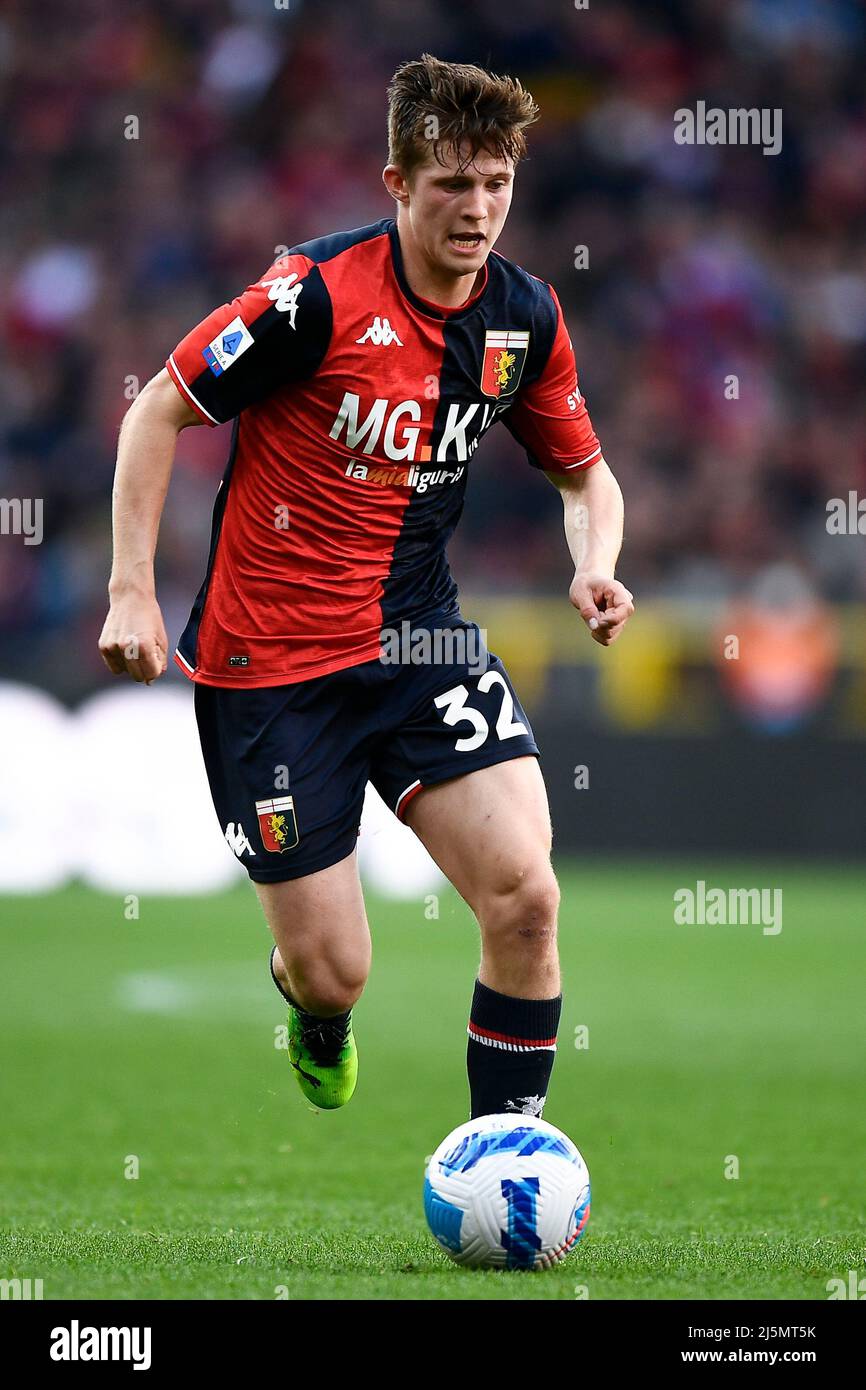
[255,796,299,853]
[480,330,529,398]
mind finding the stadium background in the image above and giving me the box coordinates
[1,0,865,1301]
[3,0,866,855]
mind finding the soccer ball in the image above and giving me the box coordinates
[424,1113,591,1270]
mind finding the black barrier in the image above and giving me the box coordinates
[538,724,866,858]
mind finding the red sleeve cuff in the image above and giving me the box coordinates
[559,445,603,472]
[165,354,220,427]
[542,446,603,476]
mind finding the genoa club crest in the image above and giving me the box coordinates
[480,330,529,398]
[255,796,299,853]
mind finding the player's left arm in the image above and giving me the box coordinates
[546,459,633,648]
[503,284,634,647]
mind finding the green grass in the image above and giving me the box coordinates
[1,862,865,1299]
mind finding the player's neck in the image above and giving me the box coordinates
[395,219,483,310]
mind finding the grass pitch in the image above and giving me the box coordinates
[1,862,864,1300]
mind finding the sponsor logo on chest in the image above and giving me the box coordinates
[329,391,502,465]
[343,460,465,492]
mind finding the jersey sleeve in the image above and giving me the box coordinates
[165,253,332,425]
[503,284,602,475]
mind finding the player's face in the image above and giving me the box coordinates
[404,145,514,277]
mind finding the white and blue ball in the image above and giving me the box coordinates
[424,1113,591,1270]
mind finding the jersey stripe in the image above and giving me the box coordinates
[166,353,220,426]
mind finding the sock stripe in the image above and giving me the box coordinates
[468,1022,557,1052]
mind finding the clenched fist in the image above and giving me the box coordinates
[569,572,635,647]
[98,592,169,684]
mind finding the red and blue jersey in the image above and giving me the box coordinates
[166,217,602,687]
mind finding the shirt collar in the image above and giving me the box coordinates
[387,219,489,321]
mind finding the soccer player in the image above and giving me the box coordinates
[99,54,634,1119]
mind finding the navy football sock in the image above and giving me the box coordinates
[467,979,561,1120]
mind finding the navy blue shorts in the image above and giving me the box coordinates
[193,618,539,882]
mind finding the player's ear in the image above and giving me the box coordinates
[382,164,409,206]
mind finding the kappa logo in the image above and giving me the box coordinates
[260,273,304,327]
[356,316,404,346]
[224,822,255,858]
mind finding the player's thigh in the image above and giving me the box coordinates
[255,848,371,988]
[403,755,558,919]
[194,673,377,879]
[369,627,556,919]
[193,675,375,983]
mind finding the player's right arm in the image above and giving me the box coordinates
[98,368,201,684]
[99,250,332,683]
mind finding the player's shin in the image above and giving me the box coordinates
[466,979,562,1120]
[269,946,358,1109]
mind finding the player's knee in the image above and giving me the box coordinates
[478,862,560,942]
[294,959,368,1016]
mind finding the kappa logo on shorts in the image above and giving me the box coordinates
[224,822,255,858]
[255,796,299,853]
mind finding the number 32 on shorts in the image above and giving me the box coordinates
[433,672,528,752]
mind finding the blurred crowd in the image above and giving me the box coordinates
[1,0,865,700]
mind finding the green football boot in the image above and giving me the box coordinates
[270,947,358,1109]
[286,1004,358,1109]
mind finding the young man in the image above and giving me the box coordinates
[99,54,633,1119]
